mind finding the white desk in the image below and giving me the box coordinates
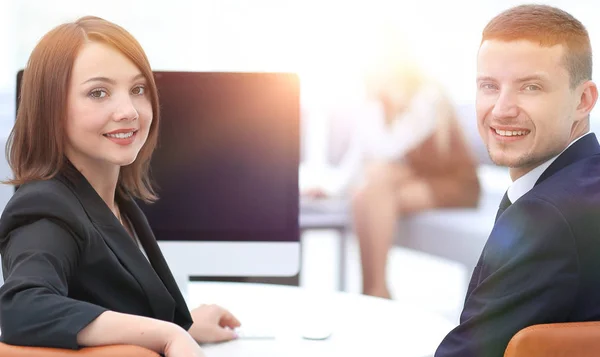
[188,282,456,357]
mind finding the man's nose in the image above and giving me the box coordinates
[491,90,519,119]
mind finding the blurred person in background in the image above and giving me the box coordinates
[305,46,481,299]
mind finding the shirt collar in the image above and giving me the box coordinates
[507,131,592,203]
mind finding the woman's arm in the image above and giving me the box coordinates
[0,218,190,355]
[77,310,185,353]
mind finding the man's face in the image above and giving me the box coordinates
[476,39,588,180]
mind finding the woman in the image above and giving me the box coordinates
[0,16,239,357]
[306,57,481,299]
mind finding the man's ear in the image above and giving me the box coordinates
[575,80,598,121]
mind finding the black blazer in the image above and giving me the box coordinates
[0,167,193,349]
[435,133,600,357]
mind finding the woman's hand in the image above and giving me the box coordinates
[302,187,329,199]
[163,325,207,357]
[188,304,242,343]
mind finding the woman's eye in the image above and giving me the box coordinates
[89,89,107,99]
[132,86,146,95]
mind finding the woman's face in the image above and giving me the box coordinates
[65,41,152,174]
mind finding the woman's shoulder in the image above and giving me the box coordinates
[9,177,77,207]
[0,177,87,238]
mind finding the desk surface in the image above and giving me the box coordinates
[188,282,456,357]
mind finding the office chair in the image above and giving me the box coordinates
[0,343,159,356]
[504,321,600,357]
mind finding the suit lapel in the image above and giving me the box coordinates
[57,168,177,322]
[119,197,191,321]
[536,133,600,186]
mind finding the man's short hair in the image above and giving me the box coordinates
[482,4,592,88]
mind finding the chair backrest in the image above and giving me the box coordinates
[504,322,600,357]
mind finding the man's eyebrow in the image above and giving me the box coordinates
[476,73,550,83]
[476,75,496,83]
[515,73,550,82]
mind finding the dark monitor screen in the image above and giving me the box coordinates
[140,71,300,242]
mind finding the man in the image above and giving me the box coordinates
[435,4,600,357]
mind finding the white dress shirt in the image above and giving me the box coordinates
[507,131,592,204]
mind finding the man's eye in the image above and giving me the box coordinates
[480,83,497,90]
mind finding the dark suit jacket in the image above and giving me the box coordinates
[0,167,193,349]
[435,133,600,357]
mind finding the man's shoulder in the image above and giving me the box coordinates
[534,154,600,196]
[515,154,600,223]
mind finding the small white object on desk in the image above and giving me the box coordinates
[300,323,333,341]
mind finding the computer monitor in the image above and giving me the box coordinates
[142,71,301,283]
[14,70,301,287]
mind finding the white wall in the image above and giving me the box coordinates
[6,1,600,103]
[2,0,600,183]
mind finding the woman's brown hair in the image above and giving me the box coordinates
[5,16,160,202]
